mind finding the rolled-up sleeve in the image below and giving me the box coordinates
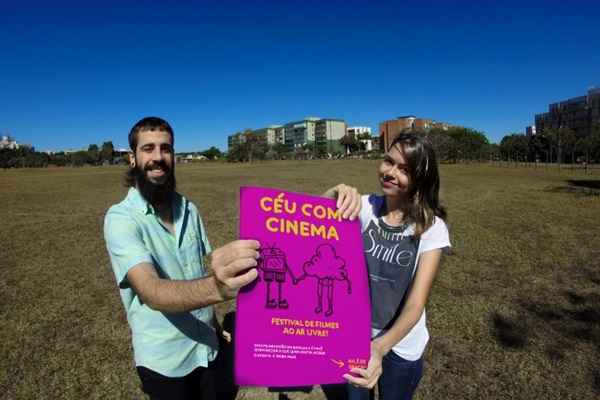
[104,208,153,288]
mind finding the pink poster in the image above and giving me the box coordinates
[235,186,371,387]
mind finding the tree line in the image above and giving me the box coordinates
[227,126,497,163]
[1,141,225,169]
[227,133,303,163]
[423,126,495,162]
[0,141,117,169]
[13,123,597,168]
[498,124,600,165]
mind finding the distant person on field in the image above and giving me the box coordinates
[103,116,360,400]
[325,133,451,400]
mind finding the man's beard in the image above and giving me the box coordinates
[130,160,176,207]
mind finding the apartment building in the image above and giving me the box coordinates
[252,125,285,145]
[227,132,246,149]
[347,126,372,136]
[347,126,374,151]
[282,118,319,149]
[315,119,347,153]
[534,87,600,138]
[228,117,348,153]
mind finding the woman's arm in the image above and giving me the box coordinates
[373,248,442,353]
[322,183,361,220]
[344,248,443,389]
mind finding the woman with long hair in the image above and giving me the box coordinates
[337,133,451,399]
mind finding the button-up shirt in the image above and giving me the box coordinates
[104,187,216,377]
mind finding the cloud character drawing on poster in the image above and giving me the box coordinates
[257,244,297,309]
[296,244,351,317]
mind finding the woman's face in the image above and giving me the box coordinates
[378,144,411,196]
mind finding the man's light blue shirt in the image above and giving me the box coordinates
[104,187,217,377]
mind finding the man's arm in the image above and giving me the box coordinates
[127,240,260,313]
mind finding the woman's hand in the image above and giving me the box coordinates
[342,340,385,389]
[322,183,361,220]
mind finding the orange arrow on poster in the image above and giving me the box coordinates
[330,359,345,368]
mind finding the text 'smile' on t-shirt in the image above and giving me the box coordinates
[362,216,419,330]
[359,194,451,360]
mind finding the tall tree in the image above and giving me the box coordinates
[446,127,490,162]
[100,141,114,164]
[588,123,600,163]
[544,128,558,164]
[426,128,453,162]
[560,127,577,164]
[271,143,290,160]
[200,146,222,160]
[500,134,529,162]
[528,134,547,163]
[339,134,358,155]
[88,144,100,165]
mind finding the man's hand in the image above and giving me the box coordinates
[342,341,385,389]
[211,240,260,300]
[322,183,361,220]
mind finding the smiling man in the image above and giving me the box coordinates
[103,117,260,400]
[104,116,363,399]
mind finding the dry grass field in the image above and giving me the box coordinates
[1,160,599,399]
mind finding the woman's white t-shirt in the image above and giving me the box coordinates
[359,194,451,361]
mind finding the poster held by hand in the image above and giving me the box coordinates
[235,186,371,387]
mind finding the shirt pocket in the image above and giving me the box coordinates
[180,231,206,277]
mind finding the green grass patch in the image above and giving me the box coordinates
[1,161,599,399]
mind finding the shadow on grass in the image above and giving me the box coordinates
[567,180,600,189]
[490,260,600,393]
[545,179,600,196]
[515,291,600,392]
[593,370,600,393]
[490,313,529,349]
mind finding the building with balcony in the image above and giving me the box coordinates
[283,118,319,149]
[227,132,247,150]
[253,125,285,145]
[315,119,346,153]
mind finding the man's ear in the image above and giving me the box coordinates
[129,152,135,167]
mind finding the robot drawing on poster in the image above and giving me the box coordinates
[257,244,295,309]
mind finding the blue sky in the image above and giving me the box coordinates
[1,0,599,152]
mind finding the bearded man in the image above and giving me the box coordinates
[104,117,361,400]
[104,117,261,400]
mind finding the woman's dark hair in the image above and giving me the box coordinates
[388,133,446,237]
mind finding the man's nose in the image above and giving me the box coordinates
[151,147,164,161]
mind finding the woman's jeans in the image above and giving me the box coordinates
[347,352,423,400]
